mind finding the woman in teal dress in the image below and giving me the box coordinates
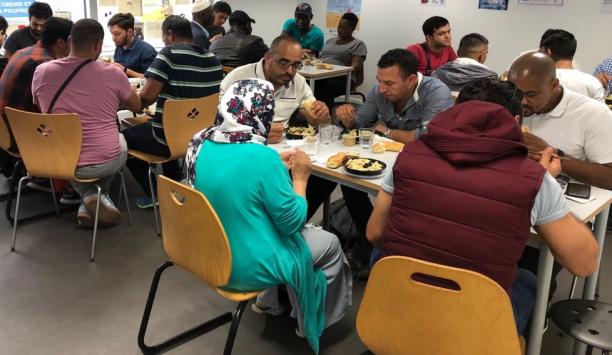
[185,79,352,353]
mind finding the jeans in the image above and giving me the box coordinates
[511,268,537,336]
[122,122,182,196]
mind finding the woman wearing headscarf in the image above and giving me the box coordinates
[185,78,352,353]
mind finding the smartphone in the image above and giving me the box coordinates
[565,182,591,199]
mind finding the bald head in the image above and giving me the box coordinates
[508,51,561,117]
[509,51,556,84]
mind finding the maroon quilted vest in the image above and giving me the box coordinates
[382,101,546,294]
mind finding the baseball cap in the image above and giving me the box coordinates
[229,10,255,24]
[295,3,313,18]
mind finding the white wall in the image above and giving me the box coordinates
[228,0,612,93]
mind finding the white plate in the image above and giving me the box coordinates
[342,167,385,179]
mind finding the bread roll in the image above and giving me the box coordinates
[372,142,386,154]
[521,125,530,133]
[326,152,347,169]
[303,99,316,116]
[383,141,404,152]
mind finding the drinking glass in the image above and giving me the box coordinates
[319,124,333,145]
[303,135,319,155]
[359,128,374,149]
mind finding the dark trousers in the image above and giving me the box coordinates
[313,77,347,114]
[306,175,374,264]
[517,245,564,300]
[122,122,181,196]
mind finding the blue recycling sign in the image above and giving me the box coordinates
[0,1,35,18]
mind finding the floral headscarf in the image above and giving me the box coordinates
[185,78,275,186]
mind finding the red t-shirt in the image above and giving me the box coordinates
[406,42,457,75]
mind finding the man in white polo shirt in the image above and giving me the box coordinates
[509,51,612,190]
[220,35,330,143]
[539,29,604,102]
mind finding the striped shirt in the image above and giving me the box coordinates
[145,44,223,145]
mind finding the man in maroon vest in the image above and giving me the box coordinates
[366,78,598,334]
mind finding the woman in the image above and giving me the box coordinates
[315,12,367,112]
[185,79,352,353]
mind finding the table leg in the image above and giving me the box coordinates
[574,205,610,355]
[526,244,554,355]
[345,72,352,103]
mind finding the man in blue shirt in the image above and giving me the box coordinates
[107,13,157,78]
[282,3,324,56]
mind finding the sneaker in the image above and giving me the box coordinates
[84,194,121,225]
[136,195,158,209]
[27,178,53,193]
[251,302,285,316]
[77,204,94,228]
[59,190,81,205]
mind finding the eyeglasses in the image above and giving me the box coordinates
[274,56,303,71]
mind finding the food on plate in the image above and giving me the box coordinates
[345,158,385,172]
[316,63,333,70]
[372,142,386,154]
[521,125,530,133]
[382,140,404,152]
[326,152,348,169]
[286,125,316,139]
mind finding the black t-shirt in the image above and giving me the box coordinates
[4,27,37,55]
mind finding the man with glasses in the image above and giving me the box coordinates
[220,35,330,144]
[4,2,53,59]
[406,16,457,76]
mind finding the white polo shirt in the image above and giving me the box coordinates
[556,69,605,103]
[523,86,612,164]
[219,59,315,124]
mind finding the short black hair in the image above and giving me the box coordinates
[539,29,577,62]
[269,35,301,54]
[107,13,134,31]
[40,17,73,47]
[162,15,193,40]
[456,78,524,118]
[70,19,104,51]
[378,49,418,79]
[422,16,449,36]
[29,2,53,19]
[0,16,8,33]
[213,1,232,15]
[457,33,489,57]
[340,12,359,29]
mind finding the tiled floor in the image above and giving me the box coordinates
[0,176,610,354]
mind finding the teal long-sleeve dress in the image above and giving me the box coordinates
[193,140,327,353]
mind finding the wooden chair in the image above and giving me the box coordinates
[5,107,132,262]
[128,93,219,236]
[138,176,260,355]
[356,256,522,355]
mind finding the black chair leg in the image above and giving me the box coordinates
[223,300,249,355]
[138,260,235,355]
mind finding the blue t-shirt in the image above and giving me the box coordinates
[282,18,324,53]
[113,37,157,74]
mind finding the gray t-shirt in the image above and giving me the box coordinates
[320,37,367,67]
[381,169,569,226]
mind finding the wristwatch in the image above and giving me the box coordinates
[556,148,565,157]
[385,128,393,138]
[123,65,128,74]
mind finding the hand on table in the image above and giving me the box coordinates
[268,122,285,144]
[373,121,388,133]
[336,104,356,128]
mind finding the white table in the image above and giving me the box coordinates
[298,64,353,104]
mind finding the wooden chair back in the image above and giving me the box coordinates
[356,256,522,355]
[0,113,19,157]
[157,175,232,287]
[163,93,219,160]
[5,107,81,180]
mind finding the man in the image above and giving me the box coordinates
[281,3,324,56]
[509,52,612,191]
[366,78,599,335]
[321,48,452,271]
[4,2,53,59]
[406,16,457,76]
[107,12,157,78]
[210,10,268,68]
[123,15,223,209]
[191,0,212,50]
[206,1,232,40]
[32,19,141,226]
[539,29,604,102]
[593,57,612,94]
[0,17,72,152]
[432,33,497,92]
[0,16,8,75]
[221,35,330,144]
